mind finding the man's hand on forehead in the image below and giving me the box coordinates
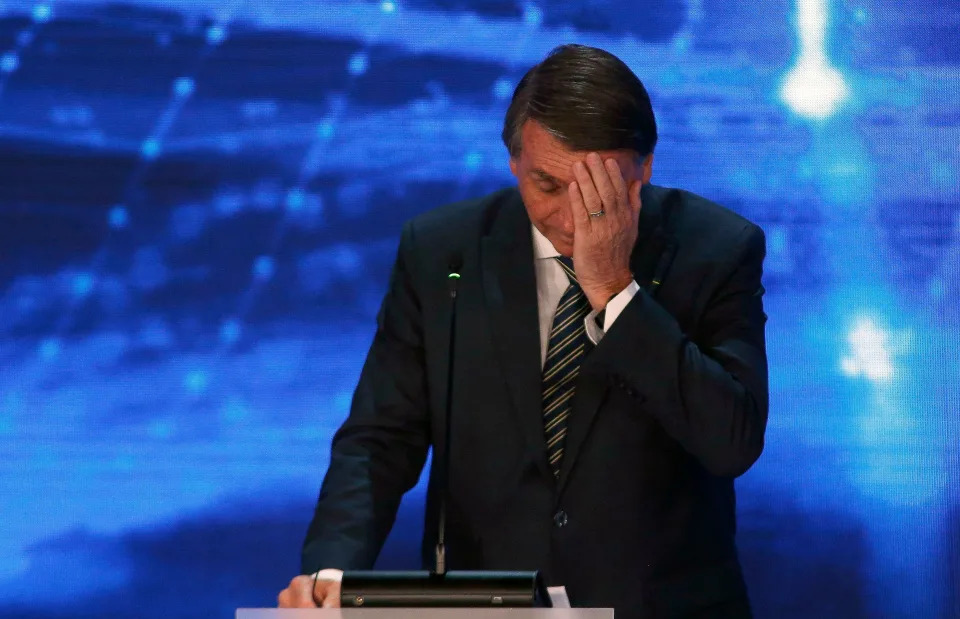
[567,152,643,312]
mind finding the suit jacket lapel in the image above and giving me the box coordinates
[556,184,678,493]
[480,193,554,483]
[631,184,679,296]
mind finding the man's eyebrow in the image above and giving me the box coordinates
[530,169,565,185]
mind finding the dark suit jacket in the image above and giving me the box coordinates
[302,184,768,619]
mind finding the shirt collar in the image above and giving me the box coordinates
[531,224,561,259]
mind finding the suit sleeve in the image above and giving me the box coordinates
[591,223,768,478]
[301,221,431,573]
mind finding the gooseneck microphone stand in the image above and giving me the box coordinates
[338,255,551,608]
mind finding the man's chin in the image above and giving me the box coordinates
[543,232,573,256]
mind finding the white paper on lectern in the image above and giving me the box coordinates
[547,586,571,608]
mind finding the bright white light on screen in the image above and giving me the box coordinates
[840,318,894,382]
[781,0,849,120]
[781,59,848,120]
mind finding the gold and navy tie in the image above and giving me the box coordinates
[542,257,592,478]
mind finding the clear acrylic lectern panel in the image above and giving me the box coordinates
[238,610,613,619]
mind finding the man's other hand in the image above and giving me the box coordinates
[277,572,343,608]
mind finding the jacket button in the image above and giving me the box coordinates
[553,510,568,528]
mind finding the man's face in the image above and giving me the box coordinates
[509,120,653,257]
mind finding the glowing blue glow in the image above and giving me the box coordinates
[317,120,335,139]
[216,135,240,153]
[672,33,692,53]
[380,0,396,13]
[214,190,243,215]
[523,4,543,27]
[32,4,52,22]
[781,0,850,120]
[492,77,514,100]
[220,319,242,344]
[332,245,361,274]
[141,138,161,159]
[72,273,95,297]
[464,151,483,171]
[768,226,788,255]
[38,338,60,360]
[241,99,277,121]
[253,255,276,280]
[108,205,129,229]
[184,370,208,395]
[16,31,34,46]
[0,53,18,73]
[206,25,227,45]
[348,52,369,76]
[286,188,305,210]
[173,77,195,98]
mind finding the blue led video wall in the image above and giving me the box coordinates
[1,0,958,617]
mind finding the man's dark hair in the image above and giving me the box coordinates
[501,44,658,159]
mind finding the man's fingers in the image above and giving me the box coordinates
[629,179,643,215]
[604,158,629,213]
[572,161,602,216]
[321,581,342,608]
[278,575,319,609]
[584,153,620,215]
[300,575,320,608]
[568,181,590,229]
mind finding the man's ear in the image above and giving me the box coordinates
[641,153,654,185]
[509,156,519,178]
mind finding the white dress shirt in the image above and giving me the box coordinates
[531,225,640,367]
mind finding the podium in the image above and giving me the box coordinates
[238,611,612,618]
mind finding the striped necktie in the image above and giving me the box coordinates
[542,256,592,478]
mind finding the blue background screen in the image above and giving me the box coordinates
[1,1,958,617]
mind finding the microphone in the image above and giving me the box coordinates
[339,251,552,608]
[436,252,463,576]
[446,253,463,299]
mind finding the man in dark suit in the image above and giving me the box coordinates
[279,44,768,618]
